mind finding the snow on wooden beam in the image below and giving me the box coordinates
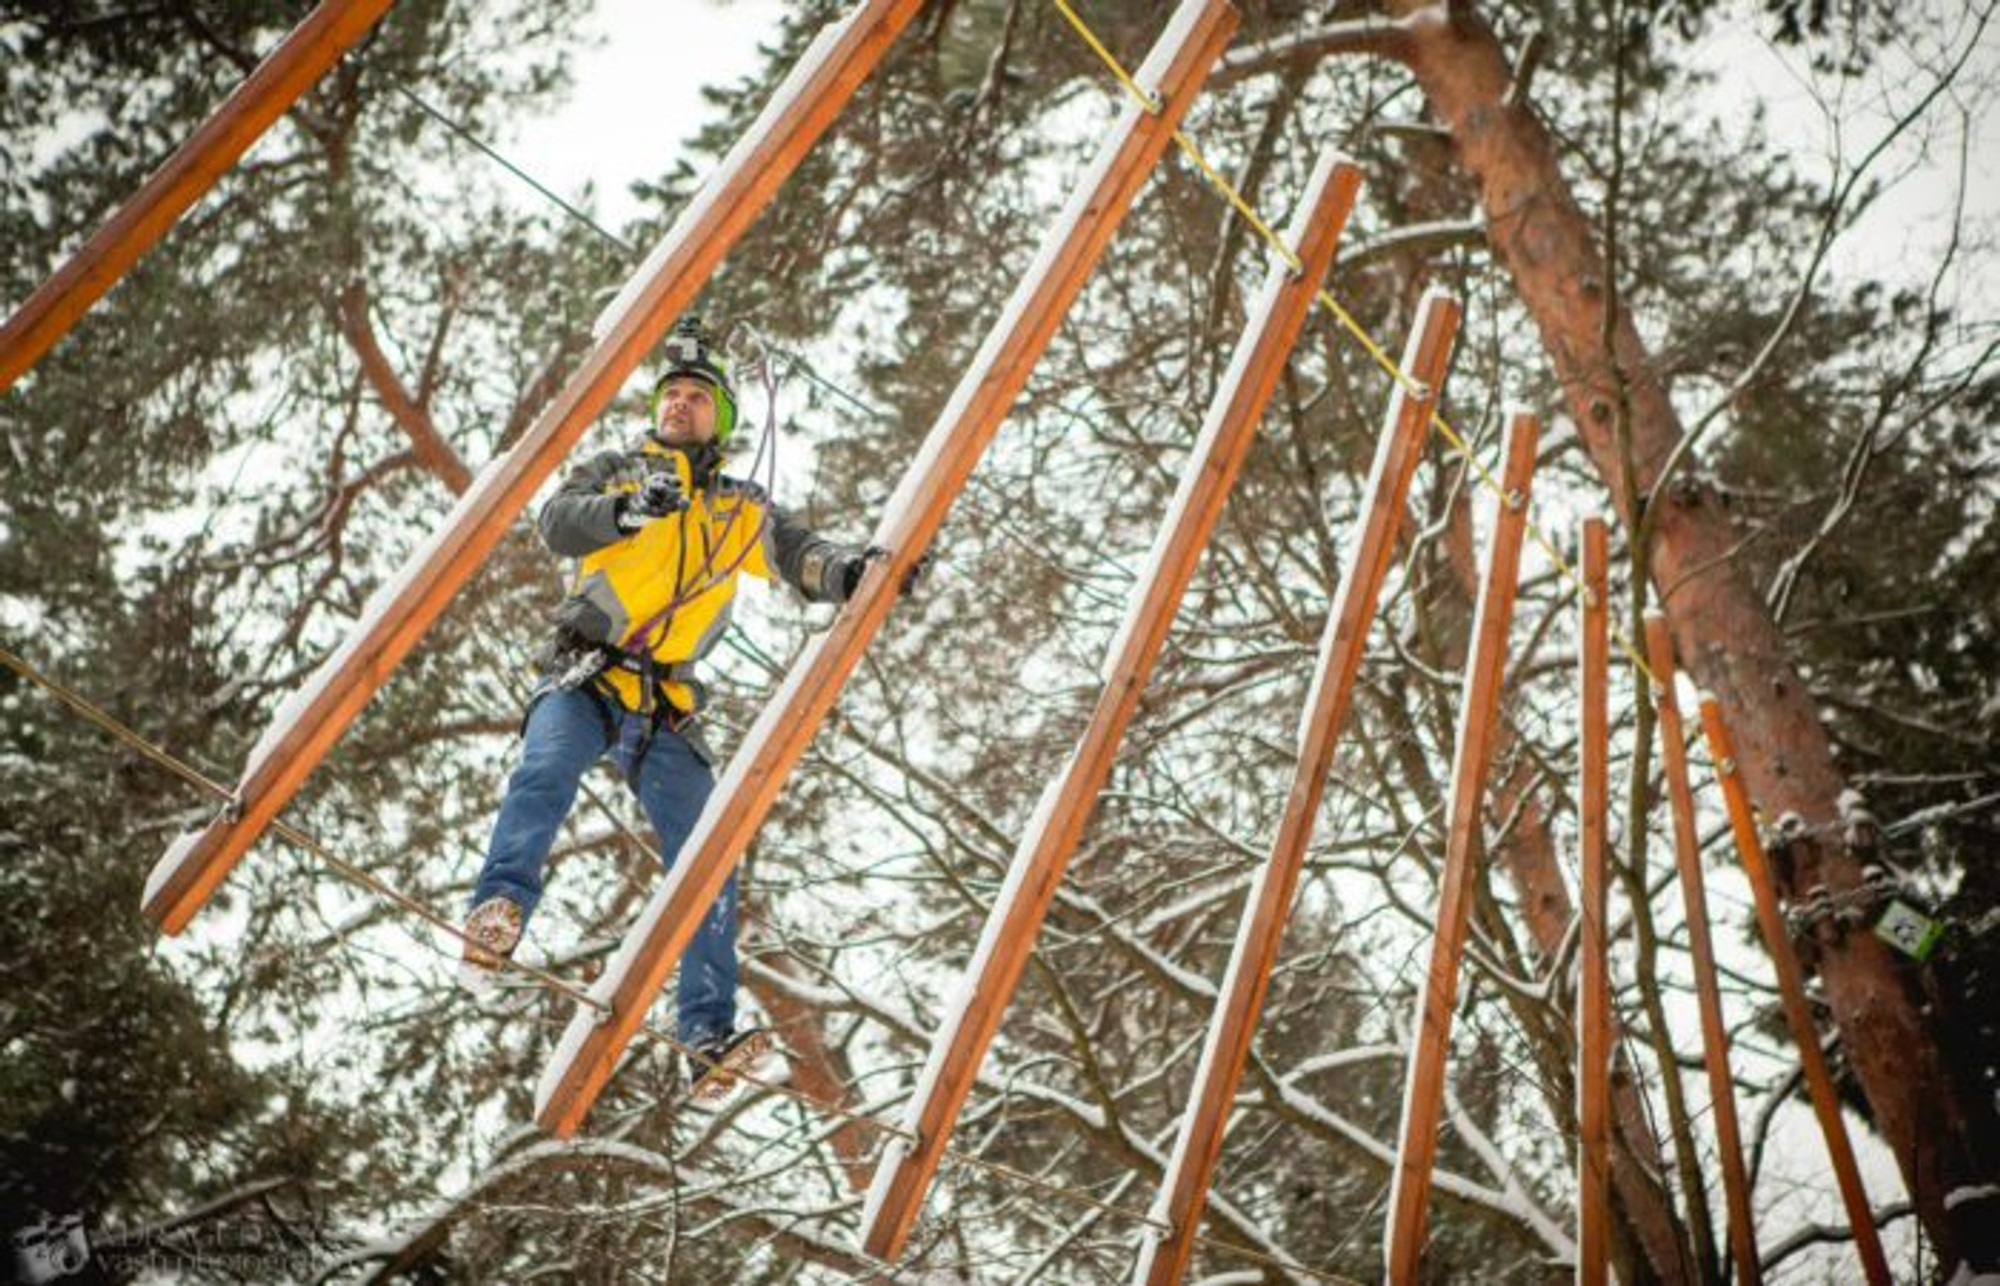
[138,0,926,934]
[531,0,1240,1145]
[1130,284,1458,1286]
[1382,409,1541,1286]
[860,142,1362,1273]
[0,0,398,393]
[1576,517,1610,1286]
[1697,696,1892,1286]
[1645,614,1761,1286]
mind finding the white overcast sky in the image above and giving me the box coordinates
[508,0,793,231]
[497,1,1995,308]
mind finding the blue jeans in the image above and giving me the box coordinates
[471,686,736,1046]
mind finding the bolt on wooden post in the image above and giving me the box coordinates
[1133,285,1459,1286]
[1382,410,1541,1286]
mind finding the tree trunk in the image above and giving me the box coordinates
[1373,0,1993,1266]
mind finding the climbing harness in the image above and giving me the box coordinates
[548,318,795,779]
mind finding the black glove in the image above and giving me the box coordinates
[837,545,931,602]
[617,471,688,531]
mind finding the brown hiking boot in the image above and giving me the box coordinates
[685,1027,786,1109]
[458,896,523,988]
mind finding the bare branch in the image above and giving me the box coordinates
[1214,18,1420,87]
[337,281,472,494]
[1341,217,1486,272]
[1641,0,1995,522]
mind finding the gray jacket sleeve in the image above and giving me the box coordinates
[726,477,857,603]
[538,450,640,558]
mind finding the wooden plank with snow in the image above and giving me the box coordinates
[1131,285,1459,1286]
[858,143,1364,1271]
[1382,409,1540,1286]
[1645,615,1761,1285]
[139,0,926,934]
[1576,517,1610,1286]
[532,0,1241,1145]
[0,0,399,392]
[1697,696,1892,1286]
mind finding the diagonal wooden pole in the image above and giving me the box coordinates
[1382,410,1541,1285]
[1645,615,1761,1285]
[0,0,398,392]
[532,0,1241,1143]
[1697,696,1892,1286]
[139,0,926,934]
[854,145,1364,1270]
[1576,517,1611,1286]
[1130,286,1460,1286]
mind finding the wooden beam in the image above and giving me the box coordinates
[1645,614,1760,1285]
[1575,517,1610,1286]
[532,0,1241,1144]
[1131,286,1460,1286]
[139,0,926,934]
[0,0,398,392]
[1382,410,1541,1285]
[857,145,1364,1272]
[1696,696,1892,1286]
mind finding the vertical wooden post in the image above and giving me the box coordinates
[1131,287,1460,1286]
[1646,616,1761,1285]
[1575,518,1611,1286]
[1382,411,1541,1285]
[0,0,398,392]
[1697,697,1892,1286]
[532,0,1241,1143]
[139,0,927,933]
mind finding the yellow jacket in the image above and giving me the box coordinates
[539,438,854,716]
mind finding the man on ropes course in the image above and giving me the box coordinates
[460,316,916,1105]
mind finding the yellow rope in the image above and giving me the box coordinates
[1052,0,1660,686]
[1052,0,1157,113]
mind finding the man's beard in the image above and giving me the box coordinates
[657,421,710,446]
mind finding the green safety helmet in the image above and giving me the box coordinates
[650,316,738,443]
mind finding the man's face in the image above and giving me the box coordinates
[655,375,718,445]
